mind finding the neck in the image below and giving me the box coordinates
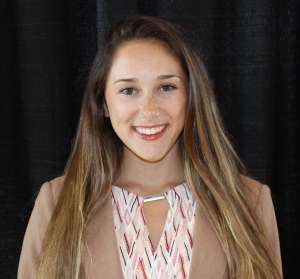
[114,144,185,196]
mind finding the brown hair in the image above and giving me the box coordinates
[37,15,282,278]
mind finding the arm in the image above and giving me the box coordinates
[256,184,283,277]
[17,181,55,279]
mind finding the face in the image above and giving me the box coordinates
[104,39,188,162]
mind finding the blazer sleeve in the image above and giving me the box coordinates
[17,181,55,279]
[256,184,283,277]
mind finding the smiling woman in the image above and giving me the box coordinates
[17,15,283,279]
[104,39,187,165]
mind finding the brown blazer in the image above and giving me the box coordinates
[17,175,283,278]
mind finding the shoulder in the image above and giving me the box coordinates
[240,175,280,247]
[21,175,67,245]
[47,174,66,201]
[37,174,66,207]
[17,175,67,278]
[240,175,283,275]
[240,174,267,211]
[239,174,277,224]
[29,174,67,228]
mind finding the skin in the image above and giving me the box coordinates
[104,39,188,196]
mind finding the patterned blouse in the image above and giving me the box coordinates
[111,182,198,279]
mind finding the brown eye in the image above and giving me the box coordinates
[120,87,135,95]
[160,84,177,92]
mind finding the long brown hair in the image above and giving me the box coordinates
[37,15,282,278]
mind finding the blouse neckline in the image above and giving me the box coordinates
[111,181,188,206]
[110,181,198,278]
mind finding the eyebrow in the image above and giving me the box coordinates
[113,74,182,84]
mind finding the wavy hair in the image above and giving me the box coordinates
[36,15,282,278]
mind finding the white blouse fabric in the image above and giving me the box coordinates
[111,182,198,279]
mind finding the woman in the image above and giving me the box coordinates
[18,15,283,278]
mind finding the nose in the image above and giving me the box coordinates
[139,93,159,119]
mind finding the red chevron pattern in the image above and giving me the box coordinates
[111,182,197,278]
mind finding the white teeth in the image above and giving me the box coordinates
[135,125,166,135]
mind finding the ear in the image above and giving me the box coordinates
[104,102,110,118]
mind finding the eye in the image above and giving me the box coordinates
[160,84,177,92]
[119,87,136,95]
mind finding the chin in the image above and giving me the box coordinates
[135,151,168,163]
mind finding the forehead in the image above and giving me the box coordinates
[107,40,185,80]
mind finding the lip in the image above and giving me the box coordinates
[133,124,167,128]
[133,124,168,141]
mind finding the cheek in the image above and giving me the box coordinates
[109,104,133,129]
[169,96,187,120]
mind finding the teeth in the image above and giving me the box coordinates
[135,125,166,135]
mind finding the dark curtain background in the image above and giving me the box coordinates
[1,1,299,278]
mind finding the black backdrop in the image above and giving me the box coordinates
[1,1,299,278]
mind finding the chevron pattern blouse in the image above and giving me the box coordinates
[111,182,198,279]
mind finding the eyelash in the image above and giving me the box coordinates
[119,84,177,95]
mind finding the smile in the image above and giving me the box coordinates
[133,124,168,141]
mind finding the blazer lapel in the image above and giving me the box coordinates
[83,195,124,279]
[84,194,227,279]
[189,203,227,279]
